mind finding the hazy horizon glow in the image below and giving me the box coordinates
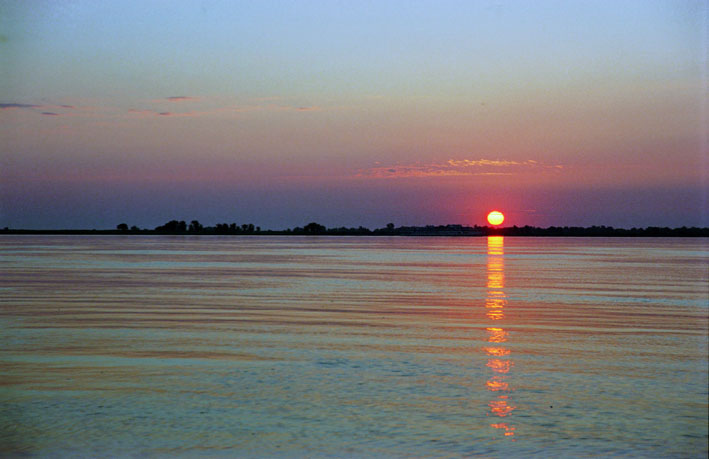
[1,0,707,229]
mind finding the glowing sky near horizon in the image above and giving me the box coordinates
[1,0,707,229]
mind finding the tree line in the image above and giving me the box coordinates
[105,221,709,237]
[2,221,706,236]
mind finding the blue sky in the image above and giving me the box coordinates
[1,0,707,229]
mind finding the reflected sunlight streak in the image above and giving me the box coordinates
[485,236,516,438]
[483,346,510,357]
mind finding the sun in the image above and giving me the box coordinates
[487,211,505,226]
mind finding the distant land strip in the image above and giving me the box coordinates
[2,220,708,237]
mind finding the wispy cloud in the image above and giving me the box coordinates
[357,158,564,178]
[165,96,197,102]
[0,102,41,110]
[144,96,199,105]
[128,108,205,118]
[157,111,200,117]
[225,103,323,113]
[129,99,323,118]
[447,159,538,167]
[0,102,81,116]
[127,108,154,116]
[4,96,327,122]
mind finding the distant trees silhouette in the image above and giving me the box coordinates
[189,220,203,233]
[213,222,256,234]
[155,220,187,233]
[115,223,141,233]
[75,220,705,237]
[152,219,263,234]
[303,222,326,234]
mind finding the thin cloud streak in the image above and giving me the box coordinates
[157,111,202,117]
[357,158,564,178]
[0,102,82,115]
[127,100,324,118]
[127,108,206,118]
[448,159,542,167]
[166,96,197,102]
[0,103,41,110]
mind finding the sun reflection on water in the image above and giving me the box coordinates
[485,236,516,438]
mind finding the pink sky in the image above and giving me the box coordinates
[1,1,706,229]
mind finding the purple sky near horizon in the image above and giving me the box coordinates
[1,0,707,229]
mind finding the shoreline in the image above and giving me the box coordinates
[2,227,708,237]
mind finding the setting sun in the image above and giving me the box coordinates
[487,211,505,226]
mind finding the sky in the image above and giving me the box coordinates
[1,0,707,229]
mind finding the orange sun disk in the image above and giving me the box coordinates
[487,211,505,226]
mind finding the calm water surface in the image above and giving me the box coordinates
[1,236,707,457]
